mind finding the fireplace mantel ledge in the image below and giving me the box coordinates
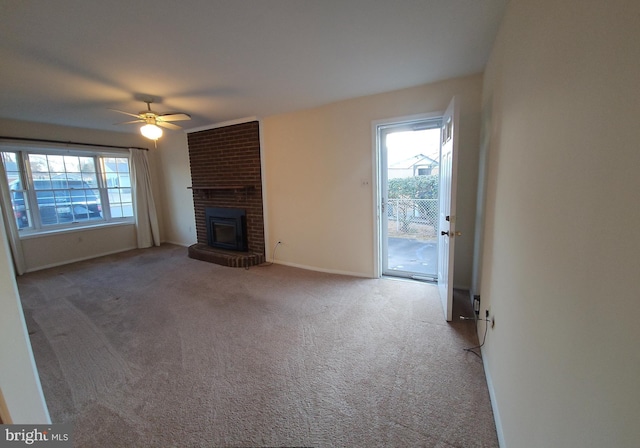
[188,185,255,191]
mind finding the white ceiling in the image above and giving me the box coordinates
[0,0,506,134]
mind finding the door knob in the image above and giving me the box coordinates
[455,231,462,236]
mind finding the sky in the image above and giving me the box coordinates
[386,128,440,166]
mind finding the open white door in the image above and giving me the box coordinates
[438,97,460,321]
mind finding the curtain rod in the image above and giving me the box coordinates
[0,136,149,151]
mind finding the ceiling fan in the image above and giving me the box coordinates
[110,100,191,140]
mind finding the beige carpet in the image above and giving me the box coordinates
[18,244,498,447]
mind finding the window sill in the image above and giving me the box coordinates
[18,220,135,240]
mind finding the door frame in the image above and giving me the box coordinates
[371,111,444,278]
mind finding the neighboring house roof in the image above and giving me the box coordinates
[389,154,438,170]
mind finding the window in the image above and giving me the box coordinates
[1,148,134,233]
[101,157,133,219]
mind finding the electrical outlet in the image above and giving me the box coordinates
[484,309,495,329]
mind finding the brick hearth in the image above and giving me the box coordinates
[187,121,265,267]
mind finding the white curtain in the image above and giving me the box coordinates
[0,159,26,275]
[130,148,160,248]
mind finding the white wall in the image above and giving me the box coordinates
[479,1,640,446]
[20,224,136,271]
[154,131,196,246]
[0,205,50,423]
[262,75,482,282]
[0,118,160,271]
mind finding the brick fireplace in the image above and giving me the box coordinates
[187,121,265,267]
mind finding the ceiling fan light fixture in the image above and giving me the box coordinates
[140,123,163,140]
[110,100,190,139]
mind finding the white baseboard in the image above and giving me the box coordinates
[273,260,372,279]
[482,351,506,447]
[25,246,137,273]
[161,240,192,248]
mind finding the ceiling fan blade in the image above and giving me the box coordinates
[114,119,143,125]
[158,113,191,122]
[108,108,142,119]
[156,121,182,130]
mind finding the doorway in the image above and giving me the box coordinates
[377,117,442,280]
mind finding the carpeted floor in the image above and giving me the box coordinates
[18,244,498,447]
